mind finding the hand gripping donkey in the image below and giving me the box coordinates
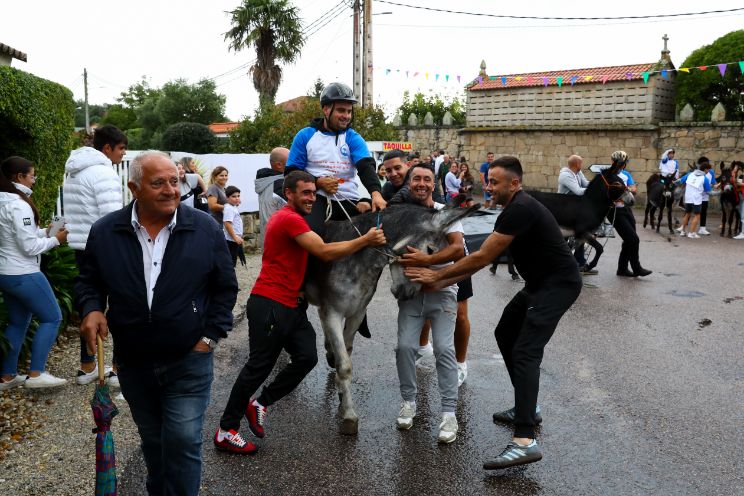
[305,203,479,434]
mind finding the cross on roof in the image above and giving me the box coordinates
[662,34,669,52]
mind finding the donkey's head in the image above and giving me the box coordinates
[659,172,677,198]
[587,165,627,204]
[384,204,480,300]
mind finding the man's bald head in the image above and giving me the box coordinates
[567,155,583,173]
[269,147,289,173]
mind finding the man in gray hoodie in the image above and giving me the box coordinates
[63,125,125,386]
[255,147,289,249]
[557,155,596,274]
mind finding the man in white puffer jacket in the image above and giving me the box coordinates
[63,125,126,385]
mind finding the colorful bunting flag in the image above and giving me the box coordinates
[679,68,689,73]
[626,73,633,80]
[445,74,449,82]
[526,76,533,85]
[413,72,419,77]
[457,75,461,83]
[385,69,391,75]
[602,75,609,84]
[425,72,429,80]
[501,76,507,85]
[584,76,593,81]
[514,76,523,81]
[740,61,744,73]
[478,76,483,84]
[570,76,578,85]
[406,71,409,78]
[542,77,549,87]
[717,64,727,77]
[435,74,439,81]
[556,76,563,87]
[489,76,497,81]
[642,72,650,84]
[661,69,668,79]
[698,66,708,71]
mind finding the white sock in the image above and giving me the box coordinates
[514,439,537,448]
[217,428,231,441]
[442,411,456,418]
[252,399,264,409]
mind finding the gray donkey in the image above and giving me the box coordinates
[304,203,479,435]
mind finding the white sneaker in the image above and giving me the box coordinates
[396,401,416,430]
[105,370,120,388]
[678,230,687,236]
[457,362,468,387]
[76,365,113,385]
[415,342,433,366]
[698,227,710,236]
[675,225,684,233]
[0,375,25,391]
[733,232,744,240]
[687,232,700,239]
[24,372,67,389]
[437,414,458,444]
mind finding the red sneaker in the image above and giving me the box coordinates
[213,428,257,455]
[245,398,267,438]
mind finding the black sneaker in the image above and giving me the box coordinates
[492,405,542,425]
[483,441,543,470]
[578,265,598,275]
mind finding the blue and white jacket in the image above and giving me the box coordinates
[286,118,379,201]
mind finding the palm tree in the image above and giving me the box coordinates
[225,0,305,109]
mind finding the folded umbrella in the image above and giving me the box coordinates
[91,335,118,496]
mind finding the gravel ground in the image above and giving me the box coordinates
[0,253,262,496]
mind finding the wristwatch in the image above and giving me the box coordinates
[200,336,217,350]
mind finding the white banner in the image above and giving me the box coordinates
[171,152,269,213]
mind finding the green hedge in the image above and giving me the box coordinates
[0,65,75,221]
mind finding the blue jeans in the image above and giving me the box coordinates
[118,350,213,496]
[0,272,62,376]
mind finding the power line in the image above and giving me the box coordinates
[375,1,744,21]
[303,0,347,33]
[305,4,349,39]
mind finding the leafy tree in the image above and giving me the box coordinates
[117,77,161,109]
[156,79,227,127]
[101,104,137,130]
[396,91,465,125]
[676,30,744,121]
[307,77,324,99]
[161,122,217,153]
[225,0,305,109]
[74,100,108,127]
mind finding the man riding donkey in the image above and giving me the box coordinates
[285,82,386,338]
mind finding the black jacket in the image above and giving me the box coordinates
[74,202,238,365]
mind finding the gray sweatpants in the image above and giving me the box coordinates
[396,290,458,413]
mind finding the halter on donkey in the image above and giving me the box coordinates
[304,203,479,435]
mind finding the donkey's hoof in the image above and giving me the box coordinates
[340,418,359,435]
[325,352,336,369]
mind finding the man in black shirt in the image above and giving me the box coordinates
[405,156,582,470]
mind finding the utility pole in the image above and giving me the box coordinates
[352,0,362,103]
[362,0,373,107]
[83,68,90,134]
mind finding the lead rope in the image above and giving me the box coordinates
[328,190,398,263]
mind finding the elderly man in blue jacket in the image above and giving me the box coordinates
[75,150,238,496]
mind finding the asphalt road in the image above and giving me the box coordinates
[120,215,744,496]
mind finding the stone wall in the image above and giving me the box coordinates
[466,76,675,127]
[397,121,744,204]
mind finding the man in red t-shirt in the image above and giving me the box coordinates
[214,171,386,454]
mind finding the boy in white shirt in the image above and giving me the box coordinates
[223,186,244,266]
[677,161,712,239]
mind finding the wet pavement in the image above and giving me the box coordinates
[120,215,743,495]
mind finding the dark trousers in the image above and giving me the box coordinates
[226,240,239,267]
[573,243,586,267]
[119,350,213,496]
[607,207,642,272]
[494,279,582,438]
[220,295,318,431]
[304,193,361,235]
[700,200,709,227]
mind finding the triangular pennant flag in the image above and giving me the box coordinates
[435,74,439,81]
[570,76,578,85]
[385,69,391,75]
[396,69,400,73]
[445,74,449,82]
[501,76,507,85]
[584,75,593,81]
[542,77,549,86]
[526,76,533,85]
[490,76,497,81]
[425,72,429,80]
[413,72,419,77]
[626,73,633,80]
[406,71,409,78]
[457,75,461,83]
[718,64,727,77]
[556,76,563,87]
[478,76,483,84]
[739,61,744,74]
[642,72,650,84]
[679,68,689,73]
[698,65,708,71]
[515,76,523,81]
[602,75,609,84]
[661,69,668,79]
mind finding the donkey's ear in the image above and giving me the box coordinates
[432,204,480,232]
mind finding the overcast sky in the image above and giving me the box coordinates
[3,0,743,121]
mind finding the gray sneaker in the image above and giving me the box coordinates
[492,405,542,425]
[483,440,543,470]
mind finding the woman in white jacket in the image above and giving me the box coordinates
[0,156,68,390]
